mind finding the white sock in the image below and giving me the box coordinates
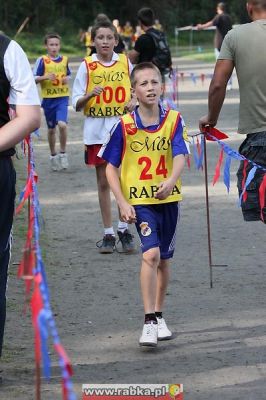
[104,227,115,236]
[117,221,128,233]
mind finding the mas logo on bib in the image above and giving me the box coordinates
[125,123,137,136]
[140,222,151,236]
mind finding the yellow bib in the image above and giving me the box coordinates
[40,56,70,98]
[120,110,183,205]
[83,54,131,117]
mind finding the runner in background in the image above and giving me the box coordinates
[72,20,136,253]
[34,33,71,171]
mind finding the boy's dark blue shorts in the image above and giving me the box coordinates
[42,97,69,129]
[134,202,180,259]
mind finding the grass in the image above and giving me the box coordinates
[12,31,215,62]
[13,32,85,59]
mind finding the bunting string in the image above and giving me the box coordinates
[16,134,76,400]
[191,128,266,223]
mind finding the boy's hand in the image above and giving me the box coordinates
[155,179,175,200]
[62,76,69,84]
[124,95,137,113]
[119,201,137,224]
[90,86,104,97]
[46,73,57,81]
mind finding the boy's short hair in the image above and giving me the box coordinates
[130,62,162,87]
[91,21,119,41]
[44,33,61,44]
[137,7,155,27]
[217,2,226,11]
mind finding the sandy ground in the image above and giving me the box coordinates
[1,59,266,400]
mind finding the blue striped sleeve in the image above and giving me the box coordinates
[172,115,190,157]
[101,121,124,168]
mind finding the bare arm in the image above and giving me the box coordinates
[199,59,234,131]
[106,163,136,223]
[35,73,57,83]
[155,154,185,200]
[197,20,214,30]
[0,105,41,151]
[127,49,140,64]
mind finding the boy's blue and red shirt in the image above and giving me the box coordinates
[101,105,189,167]
[34,55,71,78]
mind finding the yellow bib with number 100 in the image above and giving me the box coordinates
[83,54,131,117]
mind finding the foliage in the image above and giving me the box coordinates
[0,0,249,38]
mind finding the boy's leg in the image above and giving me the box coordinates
[57,121,69,169]
[47,128,57,155]
[43,101,61,171]
[139,247,160,347]
[154,202,179,340]
[48,128,61,171]
[155,259,172,340]
[96,163,112,228]
[56,98,69,169]
[135,205,161,346]
[140,247,161,313]
[58,121,67,153]
[95,163,116,253]
[155,259,170,312]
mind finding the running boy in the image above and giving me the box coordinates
[72,20,136,254]
[34,33,71,171]
[101,62,189,346]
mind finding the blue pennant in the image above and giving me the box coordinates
[239,165,257,206]
[190,72,197,84]
[38,310,51,379]
[198,136,204,169]
[223,155,231,192]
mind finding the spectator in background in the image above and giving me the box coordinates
[128,7,172,80]
[154,19,163,31]
[199,0,266,223]
[197,2,232,59]
[122,21,134,51]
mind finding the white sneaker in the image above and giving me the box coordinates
[139,322,158,347]
[50,154,61,171]
[59,153,69,169]
[157,317,172,340]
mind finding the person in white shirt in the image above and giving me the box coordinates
[0,34,40,379]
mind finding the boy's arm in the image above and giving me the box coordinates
[197,19,214,30]
[0,105,41,151]
[155,154,185,200]
[106,163,136,223]
[34,58,56,84]
[75,86,105,111]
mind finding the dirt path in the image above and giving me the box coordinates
[2,59,266,400]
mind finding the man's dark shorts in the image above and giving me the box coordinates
[236,132,266,223]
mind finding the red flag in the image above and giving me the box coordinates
[15,178,33,214]
[259,173,266,222]
[203,126,229,141]
[242,160,249,202]
[31,275,44,364]
[212,148,224,185]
